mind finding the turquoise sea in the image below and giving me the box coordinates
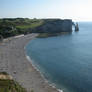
[25,22,92,92]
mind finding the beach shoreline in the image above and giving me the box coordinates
[0,33,59,92]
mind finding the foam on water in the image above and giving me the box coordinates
[26,55,63,92]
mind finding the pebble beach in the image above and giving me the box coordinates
[0,33,58,92]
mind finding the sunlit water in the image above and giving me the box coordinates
[25,22,92,92]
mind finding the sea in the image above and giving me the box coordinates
[25,22,92,92]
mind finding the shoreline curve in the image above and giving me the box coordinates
[0,33,59,92]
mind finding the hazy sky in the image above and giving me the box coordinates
[0,0,92,21]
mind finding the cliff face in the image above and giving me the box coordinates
[34,19,72,33]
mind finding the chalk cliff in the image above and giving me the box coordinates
[33,19,72,33]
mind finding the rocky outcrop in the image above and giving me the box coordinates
[72,22,79,31]
[75,23,79,31]
[33,19,72,33]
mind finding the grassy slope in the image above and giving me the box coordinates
[0,18,44,29]
[0,72,27,92]
[16,20,44,29]
[0,80,26,92]
[0,18,44,38]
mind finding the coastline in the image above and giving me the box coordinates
[25,55,63,92]
[0,33,59,92]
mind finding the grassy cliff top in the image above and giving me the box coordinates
[0,18,44,29]
[0,18,44,38]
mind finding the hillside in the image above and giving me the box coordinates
[0,18,72,39]
[0,18,44,38]
[0,72,27,92]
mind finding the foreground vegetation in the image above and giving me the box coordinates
[0,72,27,92]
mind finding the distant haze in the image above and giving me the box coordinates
[0,0,92,21]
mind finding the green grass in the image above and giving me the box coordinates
[16,20,44,29]
[0,72,27,92]
[0,79,27,92]
[16,23,42,29]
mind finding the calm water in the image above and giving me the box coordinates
[26,22,92,92]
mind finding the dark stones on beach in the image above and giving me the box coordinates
[13,71,16,74]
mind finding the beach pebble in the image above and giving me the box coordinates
[13,71,16,74]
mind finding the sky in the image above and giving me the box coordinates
[0,0,92,21]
